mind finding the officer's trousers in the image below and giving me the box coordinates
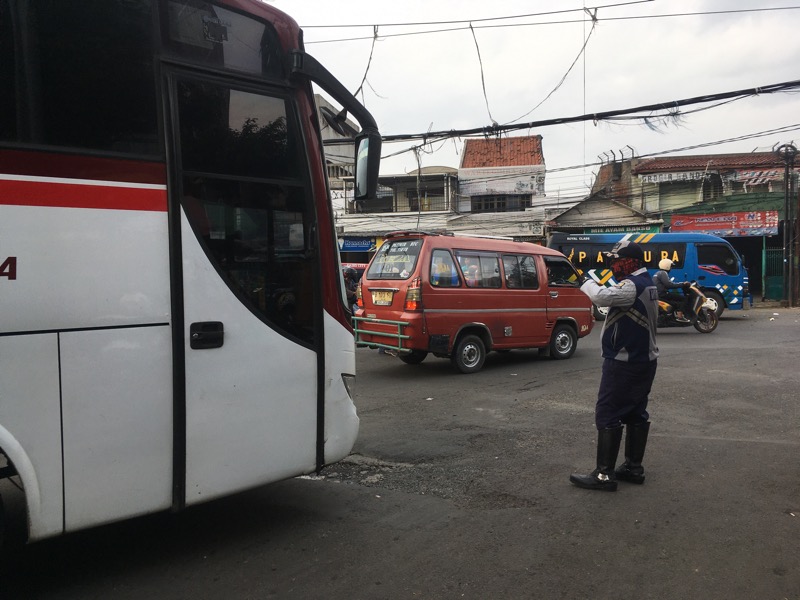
[595,358,658,429]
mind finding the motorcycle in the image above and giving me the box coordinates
[657,282,718,333]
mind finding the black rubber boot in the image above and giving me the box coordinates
[569,426,623,491]
[615,422,651,484]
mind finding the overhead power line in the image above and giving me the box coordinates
[303,6,800,44]
[301,0,652,28]
[377,78,800,143]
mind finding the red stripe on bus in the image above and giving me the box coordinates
[0,179,167,212]
[0,149,167,185]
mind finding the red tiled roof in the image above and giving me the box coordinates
[460,135,544,168]
[633,152,784,174]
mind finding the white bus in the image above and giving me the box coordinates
[0,0,381,543]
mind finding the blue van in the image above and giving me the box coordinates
[548,232,749,316]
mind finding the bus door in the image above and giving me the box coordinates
[169,73,320,504]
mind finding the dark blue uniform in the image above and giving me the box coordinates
[581,269,659,429]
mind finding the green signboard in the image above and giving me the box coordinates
[584,225,661,234]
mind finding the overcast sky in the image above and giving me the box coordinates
[275,0,800,198]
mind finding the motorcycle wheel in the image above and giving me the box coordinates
[693,308,718,333]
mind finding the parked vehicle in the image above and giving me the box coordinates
[657,282,719,333]
[549,232,749,318]
[354,232,594,373]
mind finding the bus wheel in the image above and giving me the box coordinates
[399,350,428,365]
[451,335,486,374]
[706,291,725,317]
[549,324,577,359]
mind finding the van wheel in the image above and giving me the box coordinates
[549,324,577,360]
[399,350,428,365]
[451,335,486,374]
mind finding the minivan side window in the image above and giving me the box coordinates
[503,255,539,289]
[430,250,461,287]
[544,256,581,286]
[456,252,502,288]
[696,243,739,276]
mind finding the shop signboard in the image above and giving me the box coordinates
[338,237,376,252]
[670,211,778,237]
[585,225,660,234]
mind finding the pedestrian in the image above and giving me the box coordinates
[570,240,659,492]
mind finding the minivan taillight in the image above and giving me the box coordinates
[405,277,422,311]
[356,282,363,308]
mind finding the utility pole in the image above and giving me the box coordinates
[775,144,797,307]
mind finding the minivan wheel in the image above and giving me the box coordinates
[451,334,486,374]
[399,350,428,365]
[549,324,577,359]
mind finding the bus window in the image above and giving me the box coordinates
[177,80,302,180]
[0,1,15,140]
[164,0,284,78]
[177,77,314,343]
[0,0,158,154]
[697,244,740,276]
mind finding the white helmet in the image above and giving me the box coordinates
[658,259,674,271]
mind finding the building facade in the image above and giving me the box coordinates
[335,135,579,264]
[549,152,798,301]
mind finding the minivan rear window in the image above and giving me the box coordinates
[367,238,423,280]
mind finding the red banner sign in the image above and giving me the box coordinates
[670,211,778,237]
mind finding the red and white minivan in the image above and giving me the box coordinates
[354,232,594,373]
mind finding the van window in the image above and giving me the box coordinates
[697,243,739,276]
[367,238,423,280]
[430,250,461,287]
[503,255,539,289]
[544,256,581,286]
[457,252,501,288]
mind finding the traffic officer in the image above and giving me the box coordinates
[570,240,659,492]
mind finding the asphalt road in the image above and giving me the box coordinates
[2,306,800,600]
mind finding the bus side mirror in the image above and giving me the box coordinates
[354,131,381,201]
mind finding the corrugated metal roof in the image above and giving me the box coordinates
[633,152,784,174]
[460,135,544,168]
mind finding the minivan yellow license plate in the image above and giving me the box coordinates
[371,290,394,306]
